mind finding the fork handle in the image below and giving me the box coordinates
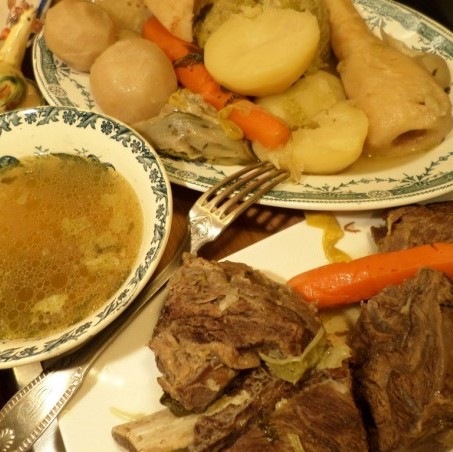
[0,229,190,451]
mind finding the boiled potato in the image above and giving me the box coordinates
[204,8,320,97]
[90,38,177,124]
[254,101,369,175]
[44,1,117,72]
[256,70,346,128]
[289,101,369,174]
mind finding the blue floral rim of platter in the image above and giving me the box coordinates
[32,0,453,211]
[0,106,172,368]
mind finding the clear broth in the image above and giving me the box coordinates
[0,154,144,340]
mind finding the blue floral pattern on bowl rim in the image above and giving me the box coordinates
[0,106,172,368]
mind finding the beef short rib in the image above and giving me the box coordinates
[351,268,453,451]
[149,254,321,413]
[371,201,453,252]
[224,366,369,452]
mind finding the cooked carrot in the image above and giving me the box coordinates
[142,16,291,149]
[287,242,453,308]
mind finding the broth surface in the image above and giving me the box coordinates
[0,154,144,340]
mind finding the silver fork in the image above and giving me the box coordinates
[0,161,288,452]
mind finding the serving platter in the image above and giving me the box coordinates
[31,0,453,211]
[32,0,453,210]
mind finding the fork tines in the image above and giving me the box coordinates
[200,161,289,220]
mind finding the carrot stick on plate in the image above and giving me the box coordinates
[287,242,453,308]
[142,16,291,149]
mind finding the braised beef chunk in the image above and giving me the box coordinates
[149,254,321,413]
[371,201,453,252]
[225,366,368,452]
[192,367,294,451]
[350,268,453,451]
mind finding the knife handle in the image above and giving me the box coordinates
[0,366,83,452]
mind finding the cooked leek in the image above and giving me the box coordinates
[0,7,36,112]
[260,327,327,384]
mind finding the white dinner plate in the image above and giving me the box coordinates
[58,210,380,451]
[32,0,453,211]
[57,190,453,451]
